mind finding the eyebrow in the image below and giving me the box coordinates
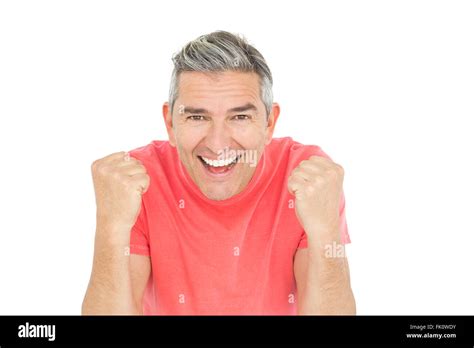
[182,103,258,115]
[182,106,208,114]
[228,103,257,113]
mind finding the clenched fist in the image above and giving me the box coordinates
[288,155,344,241]
[91,151,150,237]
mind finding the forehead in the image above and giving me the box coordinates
[178,71,261,102]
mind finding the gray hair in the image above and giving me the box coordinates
[169,31,273,116]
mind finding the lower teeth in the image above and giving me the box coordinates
[206,162,235,173]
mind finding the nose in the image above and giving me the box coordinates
[204,121,233,156]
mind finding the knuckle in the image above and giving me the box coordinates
[95,163,109,177]
[91,159,100,172]
[328,164,344,177]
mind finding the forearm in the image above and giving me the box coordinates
[82,225,140,315]
[298,227,356,315]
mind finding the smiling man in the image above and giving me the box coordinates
[82,31,356,315]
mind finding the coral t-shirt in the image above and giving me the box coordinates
[129,137,350,315]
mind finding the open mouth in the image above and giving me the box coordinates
[197,154,241,175]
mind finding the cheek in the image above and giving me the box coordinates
[174,127,203,154]
[238,128,267,151]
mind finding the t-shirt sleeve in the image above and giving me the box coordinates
[129,200,151,256]
[297,191,351,249]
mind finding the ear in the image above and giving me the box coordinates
[265,102,280,145]
[163,102,177,147]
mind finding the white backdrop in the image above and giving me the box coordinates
[0,0,473,315]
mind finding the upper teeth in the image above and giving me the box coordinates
[201,156,237,167]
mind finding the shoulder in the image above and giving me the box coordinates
[268,137,331,169]
[129,140,172,165]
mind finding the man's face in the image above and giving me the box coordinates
[163,71,279,201]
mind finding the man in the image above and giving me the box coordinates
[82,31,355,315]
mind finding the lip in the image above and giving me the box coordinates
[197,155,239,180]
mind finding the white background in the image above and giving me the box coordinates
[0,0,473,315]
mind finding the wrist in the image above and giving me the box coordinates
[95,219,132,246]
[306,222,341,248]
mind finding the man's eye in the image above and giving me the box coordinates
[188,115,206,121]
[233,114,250,121]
